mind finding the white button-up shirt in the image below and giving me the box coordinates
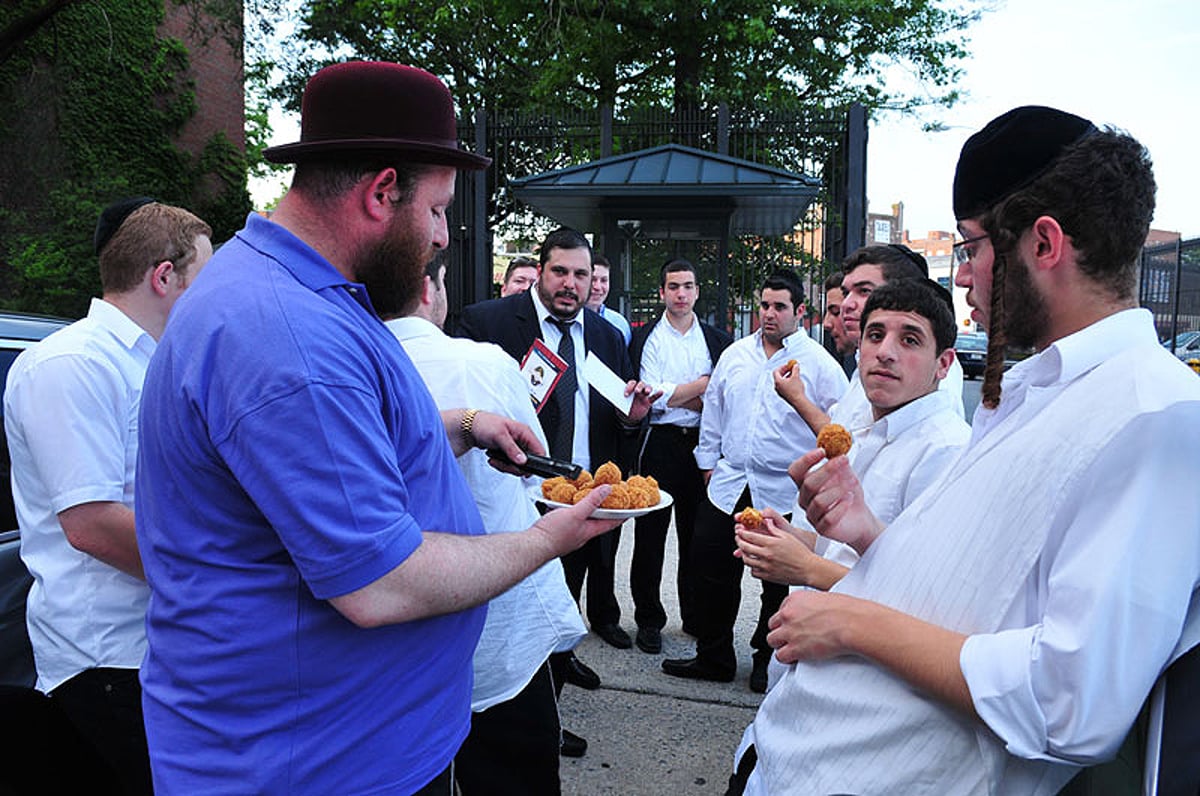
[640,313,712,428]
[742,308,1200,795]
[5,298,153,692]
[695,330,847,514]
[803,388,970,568]
[596,304,632,345]
[386,316,586,711]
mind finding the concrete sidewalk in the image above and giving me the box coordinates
[558,518,770,794]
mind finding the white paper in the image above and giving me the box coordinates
[583,352,634,415]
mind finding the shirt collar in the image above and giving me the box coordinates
[87,297,154,352]
[657,311,698,337]
[755,327,803,355]
[239,212,357,294]
[533,290,581,331]
[1008,308,1156,389]
[873,389,954,440]
[383,316,442,342]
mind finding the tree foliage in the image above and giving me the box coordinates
[0,0,251,317]
[262,0,978,119]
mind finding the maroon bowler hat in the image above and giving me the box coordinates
[263,61,490,171]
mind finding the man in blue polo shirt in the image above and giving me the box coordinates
[135,62,619,796]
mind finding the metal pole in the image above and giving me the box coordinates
[843,103,868,260]
[473,108,489,305]
[1169,237,1182,349]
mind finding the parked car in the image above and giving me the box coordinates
[1164,330,1200,363]
[955,331,988,379]
[1161,329,1199,352]
[2,311,72,688]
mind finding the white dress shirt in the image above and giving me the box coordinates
[741,308,1200,795]
[802,389,970,568]
[532,296,592,471]
[596,304,632,345]
[640,313,712,428]
[695,330,847,514]
[386,317,586,711]
[5,298,153,692]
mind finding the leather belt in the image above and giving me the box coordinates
[652,424,699,438]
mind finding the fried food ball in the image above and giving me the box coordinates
[625,476,660,507]
[548,481,578,504]
[600,482,633,510]
[626,487,652,509]
[735,507,764,529]
[785,358,798,373]
[542,477,569,499]
[817,423,853,458]
[571,470,593,488]
[593,461,622,485]
[645,475,659,490]
[571,487,594,505]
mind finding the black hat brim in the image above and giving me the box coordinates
[262,137,491,170]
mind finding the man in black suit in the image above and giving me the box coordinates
[628,258,732,655]
[457,227,657,649]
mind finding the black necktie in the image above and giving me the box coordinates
[549,318,577,460]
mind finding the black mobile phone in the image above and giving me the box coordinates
[486,449,582,481]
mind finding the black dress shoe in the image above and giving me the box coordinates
[749,656,769,694]
[593,623,632,649]
[635,626,662,654]
[661,656,735,683]
[564,654,601,690]
[560,729,588,758]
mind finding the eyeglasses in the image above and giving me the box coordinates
[952,234,989,267]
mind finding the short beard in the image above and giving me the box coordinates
[357,213,434,319]
[1002,249,1050,348]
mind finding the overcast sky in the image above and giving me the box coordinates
[868,0,1200,238]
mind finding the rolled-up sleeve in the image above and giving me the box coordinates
[962,404,1200,764]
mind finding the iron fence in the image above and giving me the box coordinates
[445,102,866,335]
[1140,237,1200,348]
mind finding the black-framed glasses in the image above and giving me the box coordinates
[952,234,989,266]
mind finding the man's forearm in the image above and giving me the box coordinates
[789,393,830,436]
[58,502,144,580]
[840,597,975,716]
[330,528,553,627]
[330,489,616,628]
[666,375,709,408]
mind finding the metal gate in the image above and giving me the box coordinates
[445,103,867,335]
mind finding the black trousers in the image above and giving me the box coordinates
[50,667,152,796]
[690,489,788,672]
[562,528,622,627]
[631,424,704,632]
[455,661,560,795]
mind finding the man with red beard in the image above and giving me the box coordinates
[728,107,1200,795]
[133,62,623,796]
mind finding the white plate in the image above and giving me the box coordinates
[527,483,674,520]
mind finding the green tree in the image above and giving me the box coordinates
[266,0,977,118]
[0,0,251,317]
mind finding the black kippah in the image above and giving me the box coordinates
[94,196,155,254]
[886,244,929,277]
[953,106,1096,220]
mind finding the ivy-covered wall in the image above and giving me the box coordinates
[0,0,251,318]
